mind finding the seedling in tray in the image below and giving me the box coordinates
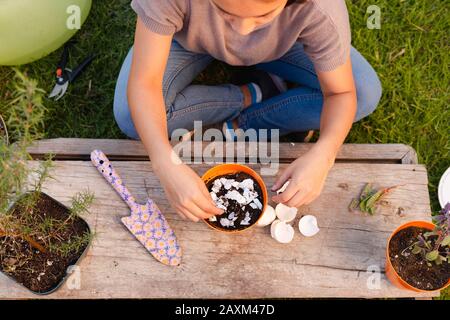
[0,70,94,294]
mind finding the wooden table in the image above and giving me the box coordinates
[1,139,438,299]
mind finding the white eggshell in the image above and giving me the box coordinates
[276,181,290,194]
[272,221,295,244]
[257,205,276,227]
[220,218,230,227]
[210,192,218,201]
[252,198,263,210]
[270,219,282,238]
[298,215,320,237]
[275,203,298,222]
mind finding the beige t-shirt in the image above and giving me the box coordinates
[131,0,351,71]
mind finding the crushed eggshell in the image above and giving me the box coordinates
[220,217,237,228]
[240,212,251,225]
[252,198,263,210]
[208,175,264,229]
[257,205,276,227]
[225,189,246,204]
[239,178,254,190]
[275,203,298,222]
[224,180,233,189]
[298,215,320,237]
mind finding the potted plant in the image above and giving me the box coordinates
[0,70,94,294]
[386,203,450,292]
[201,164,268,232]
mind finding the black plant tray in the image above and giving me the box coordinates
[0,192,91,295]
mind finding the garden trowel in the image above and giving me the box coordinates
[90,150,182,266]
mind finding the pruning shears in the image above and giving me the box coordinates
[48,43,94,100]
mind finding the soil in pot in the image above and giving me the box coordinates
[389,226,450,291]
[0,193,90,293]
[206,172,264,231]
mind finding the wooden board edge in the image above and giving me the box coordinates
[27,138,419,165]
[401,146,419,164]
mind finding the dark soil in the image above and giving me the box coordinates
[205,172,264,231]
[0,192,90,293]
[389,226,450,290]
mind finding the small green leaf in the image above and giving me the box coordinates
[441,235,450,247]
[426,250,439,261]
[348,198,359,211]
[359,198,369,212]
[360,183,373,201]
[412,245,422,255]
[365,190,384,209]
[424,231,438,238]
[435,255,445,265]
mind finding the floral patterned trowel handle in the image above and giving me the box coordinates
[91,150,182,266]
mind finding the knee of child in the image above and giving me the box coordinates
[355,71,382,121]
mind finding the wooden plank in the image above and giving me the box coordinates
[0,161,436,299]
[27,138,417,164]
[401,147,419,165]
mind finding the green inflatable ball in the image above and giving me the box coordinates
[0,0,92,66]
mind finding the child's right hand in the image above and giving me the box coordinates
[156,161,223,222]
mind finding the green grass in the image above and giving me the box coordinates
[0,0,448,298]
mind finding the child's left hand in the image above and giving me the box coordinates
[271,147,335,207]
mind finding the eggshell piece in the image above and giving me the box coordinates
[272,221,295,244]
[270,219,282,238]
[298,215,320,237]
[276,181,290,194]
[257,205,276,227]
[275,203,298,222]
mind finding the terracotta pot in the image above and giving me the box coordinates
[201,164,268,233]
[385,220,450,292]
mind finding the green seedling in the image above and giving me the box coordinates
[349,183,401,215]
[0,70,94,257]
[410,203,450,266]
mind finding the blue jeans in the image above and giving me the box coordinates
[114,41,381,139]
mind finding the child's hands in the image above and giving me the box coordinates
[271,148,335,208]
[156,162,223,222]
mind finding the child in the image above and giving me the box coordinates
[114,0,382,222]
